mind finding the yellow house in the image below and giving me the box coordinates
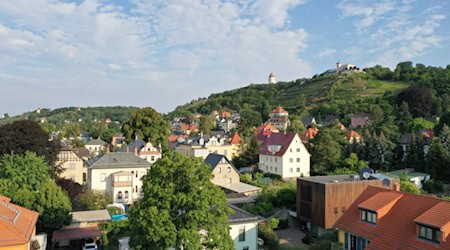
[0,195,39,250]
[175,133,242,160]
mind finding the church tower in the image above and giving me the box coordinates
[268,72,276,84]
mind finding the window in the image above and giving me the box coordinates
[290,148,292,152]
[118,191,123,199]
[227,178,232,184]
[135,171,138,178]
[136,186,138,193]
[101,173,106,182]
[419,224,441,243]
[151,156,155,161]
[243,247,249,250]
[227,167,231,172]
[296,158,300,162]
[217,167,221,173]
[289,158,293,163]
[275,167,278,172]
[124,191,129,199]
[296,168,300,172]
[334,207,338,214]
[296,148,300,152]
[275,158,278,163]
[68,163,76,170]
[361,209,377,224]
[239,226,245,241]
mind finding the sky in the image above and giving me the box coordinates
[1,0,449,115]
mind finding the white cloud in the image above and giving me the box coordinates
[0,0,311,115]
[317,48,337,58]
[337,0,395,32]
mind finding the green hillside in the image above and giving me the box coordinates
[170,72,409,118]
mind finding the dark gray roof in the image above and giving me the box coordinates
[87,152,150,169]
[301,116,315,127]
[86,138,107,146]
[228,204,259,223]
[120,138,146,152]
[204,154,239,173]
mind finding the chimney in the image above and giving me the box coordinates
[134,147,138,156]
[393,183,400,192]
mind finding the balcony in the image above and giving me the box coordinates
[112,180,132,187]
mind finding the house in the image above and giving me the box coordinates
[0,195,41,250]
[398,128,434,159]
[177,123,199,135]
[228,204,260,250]
[297,175,399,237]
[324,62,362,75]
[111,136,126,148]
[57,147,87,184]
[258,132,310,178]
[138,142,162,164]
[334,186,450,249]
[85,138,108,156]
[301,116,316,128]
[175,133,239,160]
[204,154,261,195]
[267,107,290,131]
[120,137,146,153]
[218,119,237,133]
[346,130,361,144]
[87,153,151,204]
[300,127,319,142]
[52,209,110,248]
[350,114,369,128]
[256,124,279,141]
[387,168,431,189]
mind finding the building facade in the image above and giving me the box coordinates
[57,147,86,184]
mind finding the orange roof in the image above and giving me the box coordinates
[301,127,319,141]
[421,128,434,139]
[221,111,231,118]
[256,123,279,134]
[335,186,450,249]
[179,124,190,131]
[358,192,403,212]
[270,106,287,114]
[0,195,39,247]
[230,133,241,144]
[414,202,450,228]
[346,130,361,140]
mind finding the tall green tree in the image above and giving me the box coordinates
[122,107,171,150]
[426,141,450,182]
[0,120,60,167]
[232,133,260,169]
[199,115,216,134]
[288,116,306,134]
[129,152,234,250]
[311,133,342,174]
[0,152,72,233]
[404,132,426,172]
[396,102,413,133]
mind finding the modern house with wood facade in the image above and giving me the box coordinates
[296,175,399,237]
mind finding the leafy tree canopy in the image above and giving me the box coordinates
[129,152,234,250]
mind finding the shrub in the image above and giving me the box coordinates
[258,222,279,249]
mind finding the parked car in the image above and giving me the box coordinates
[82,239,98,250]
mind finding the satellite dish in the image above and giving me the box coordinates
[359,167,374,180]
[383,178,391,188]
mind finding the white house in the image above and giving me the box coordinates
[228,205,260,250]
[87,153,151,204]
[258,132,310,178]
[85,138,108,156]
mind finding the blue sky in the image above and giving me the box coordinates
[0,0,449,115]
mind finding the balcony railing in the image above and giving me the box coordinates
[112,181,132,187]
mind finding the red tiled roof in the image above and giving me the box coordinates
[0,195,39,247]
[346,130,361,140]
[421,128,434,139]
[230,133,241,144]
[271,107,287,114]
[221,111,231,118]
[335,186,450,250]
[256,124,279,134]
[357,192,403,213]
[414,202,450,229]
[300,127,319,141]
[259,132,298,156]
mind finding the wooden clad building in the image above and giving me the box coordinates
[296,175,399,237]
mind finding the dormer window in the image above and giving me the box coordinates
[418,224,441,243]
[361,209,377,224]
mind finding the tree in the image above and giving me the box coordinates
[404,132,426,172]
[74,190,112,210]
[199,115,216,134]
[400,181,421,194]
[0,120,60,167]
[288,116,306,134]
[35,179,72,233]
[232,133,260,169]
[311,133,342,174]
[397,86,432,118]
[426,141,450,182]
[396,102,413,133]
[239,109,263,132]
[0,152,72,233]
[122,107,171,150]
[61,122,82,139]
[129,152,234,250]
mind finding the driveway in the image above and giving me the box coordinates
[276,226,309,249]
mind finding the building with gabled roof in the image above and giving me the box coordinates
[85,138,108,156]
[258,132,310,178]
[204,154,261,195]
[267,107,290,131]
[87,152,151,204]
[228,204,260,250]
[0,195,39,250]
[334,186,450,249]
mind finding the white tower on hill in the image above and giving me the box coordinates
[268,72,276,84]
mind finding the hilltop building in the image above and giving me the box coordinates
[268,72,276,84]
[267,107,290,131]
[324,61,362,75]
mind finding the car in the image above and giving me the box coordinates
[301,234,315,245]
[82,239,98,250]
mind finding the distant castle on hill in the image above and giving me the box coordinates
[323,62,363,75]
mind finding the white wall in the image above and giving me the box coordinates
[88,166,149,203]
[229,221,258,250]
